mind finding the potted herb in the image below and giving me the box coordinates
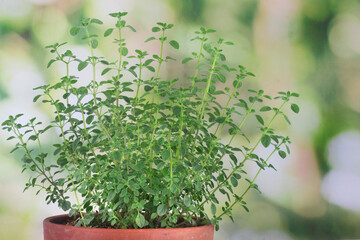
[2,12,299,240]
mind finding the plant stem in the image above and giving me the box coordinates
[148,29,165,182]
[198,52,218,121]
[116,25,123,107]
[191,34,206,88]
[135,58,142,102]
[12,125,67,202]
[199,99,288,206]
[190,49,219,153]
[84,27,113,143]
[70,174,87,227]
[175,100,184,160]
[240,99,288,166]
[200,79,244,167]
[214,79,242,136]
[217,141,284,218]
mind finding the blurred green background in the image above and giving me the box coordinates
[1,0,360,239]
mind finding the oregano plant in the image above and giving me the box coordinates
[2,12,299,230]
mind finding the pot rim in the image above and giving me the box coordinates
[44,214,214,232]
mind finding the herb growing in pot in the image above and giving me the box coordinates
[2,12,299,239]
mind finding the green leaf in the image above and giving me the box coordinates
[128,69,137,77]
[150,213,157,220]
[255,115,264,125]
[169,40,179,49]
[60,200,71,211]
[33,95,42,102]
[229,154,237,164]
[286,145,291,154]
[143,59,154,66]
[152,144,161,153]
[28,135,37,141]
[170,183,178,193]
[144,85,153,92]
[104,28,114,37]
[268,164,277,171]
[57,157,68,167]
[184,196,191,207]
[161,149,170,160]
[47,59,56,68]
[172,106,181,116]
[146,66,155,72]
[230,176,238,187]
[242,205,249,212]
[233,173,241,179]
[127,25,136,32]
[145,37,156,43]
[120,47,128,56]
[40,125,53,134]
[261,135,271,148]
[78,61,88,71]
[216,74,226,83]
[215,117,226,123]
[22,156,32,163]
[232,80,242,88]
[135,213,147,228]
[157,204,167,216]
[83,214,94,226]
[256,161,265,170]
[91,18,103,24]
[86,115,94,124]
[291,103,299,113]
[101,68,111,76]
[152,27,161,32]
[278,150,286,159]
[182,57,192,64]
[91,39,98,49]
[260,106,271,112]
[107,190,116,201]
[283,114,291,125]
[215,224,220,231]
[211,203,216,215]
[70,27,80,36]
[219,54,226,61]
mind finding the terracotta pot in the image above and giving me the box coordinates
[43,214,214,240]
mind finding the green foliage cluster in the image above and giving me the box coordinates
[2,12,299,230]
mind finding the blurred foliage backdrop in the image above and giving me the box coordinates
[1,0,360,239]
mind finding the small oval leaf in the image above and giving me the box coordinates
[70,27,80,36]
[255,115,264,125]
[261,135,271,148]
[291,103,299,114]
[278,150,286,159]
[211,203,216,215]
[91,39,98,49]
[104,28,114,37]
[260,106,271,112]
[169,40,179,49]
[182,57,192,64]
[78,61,89,71]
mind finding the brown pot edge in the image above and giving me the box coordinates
[43,214,214,232]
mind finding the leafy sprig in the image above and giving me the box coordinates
[2,12,299,230]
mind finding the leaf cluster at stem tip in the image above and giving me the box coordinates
[2,11,300,230]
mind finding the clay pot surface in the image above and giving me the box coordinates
[43,214,214,240]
